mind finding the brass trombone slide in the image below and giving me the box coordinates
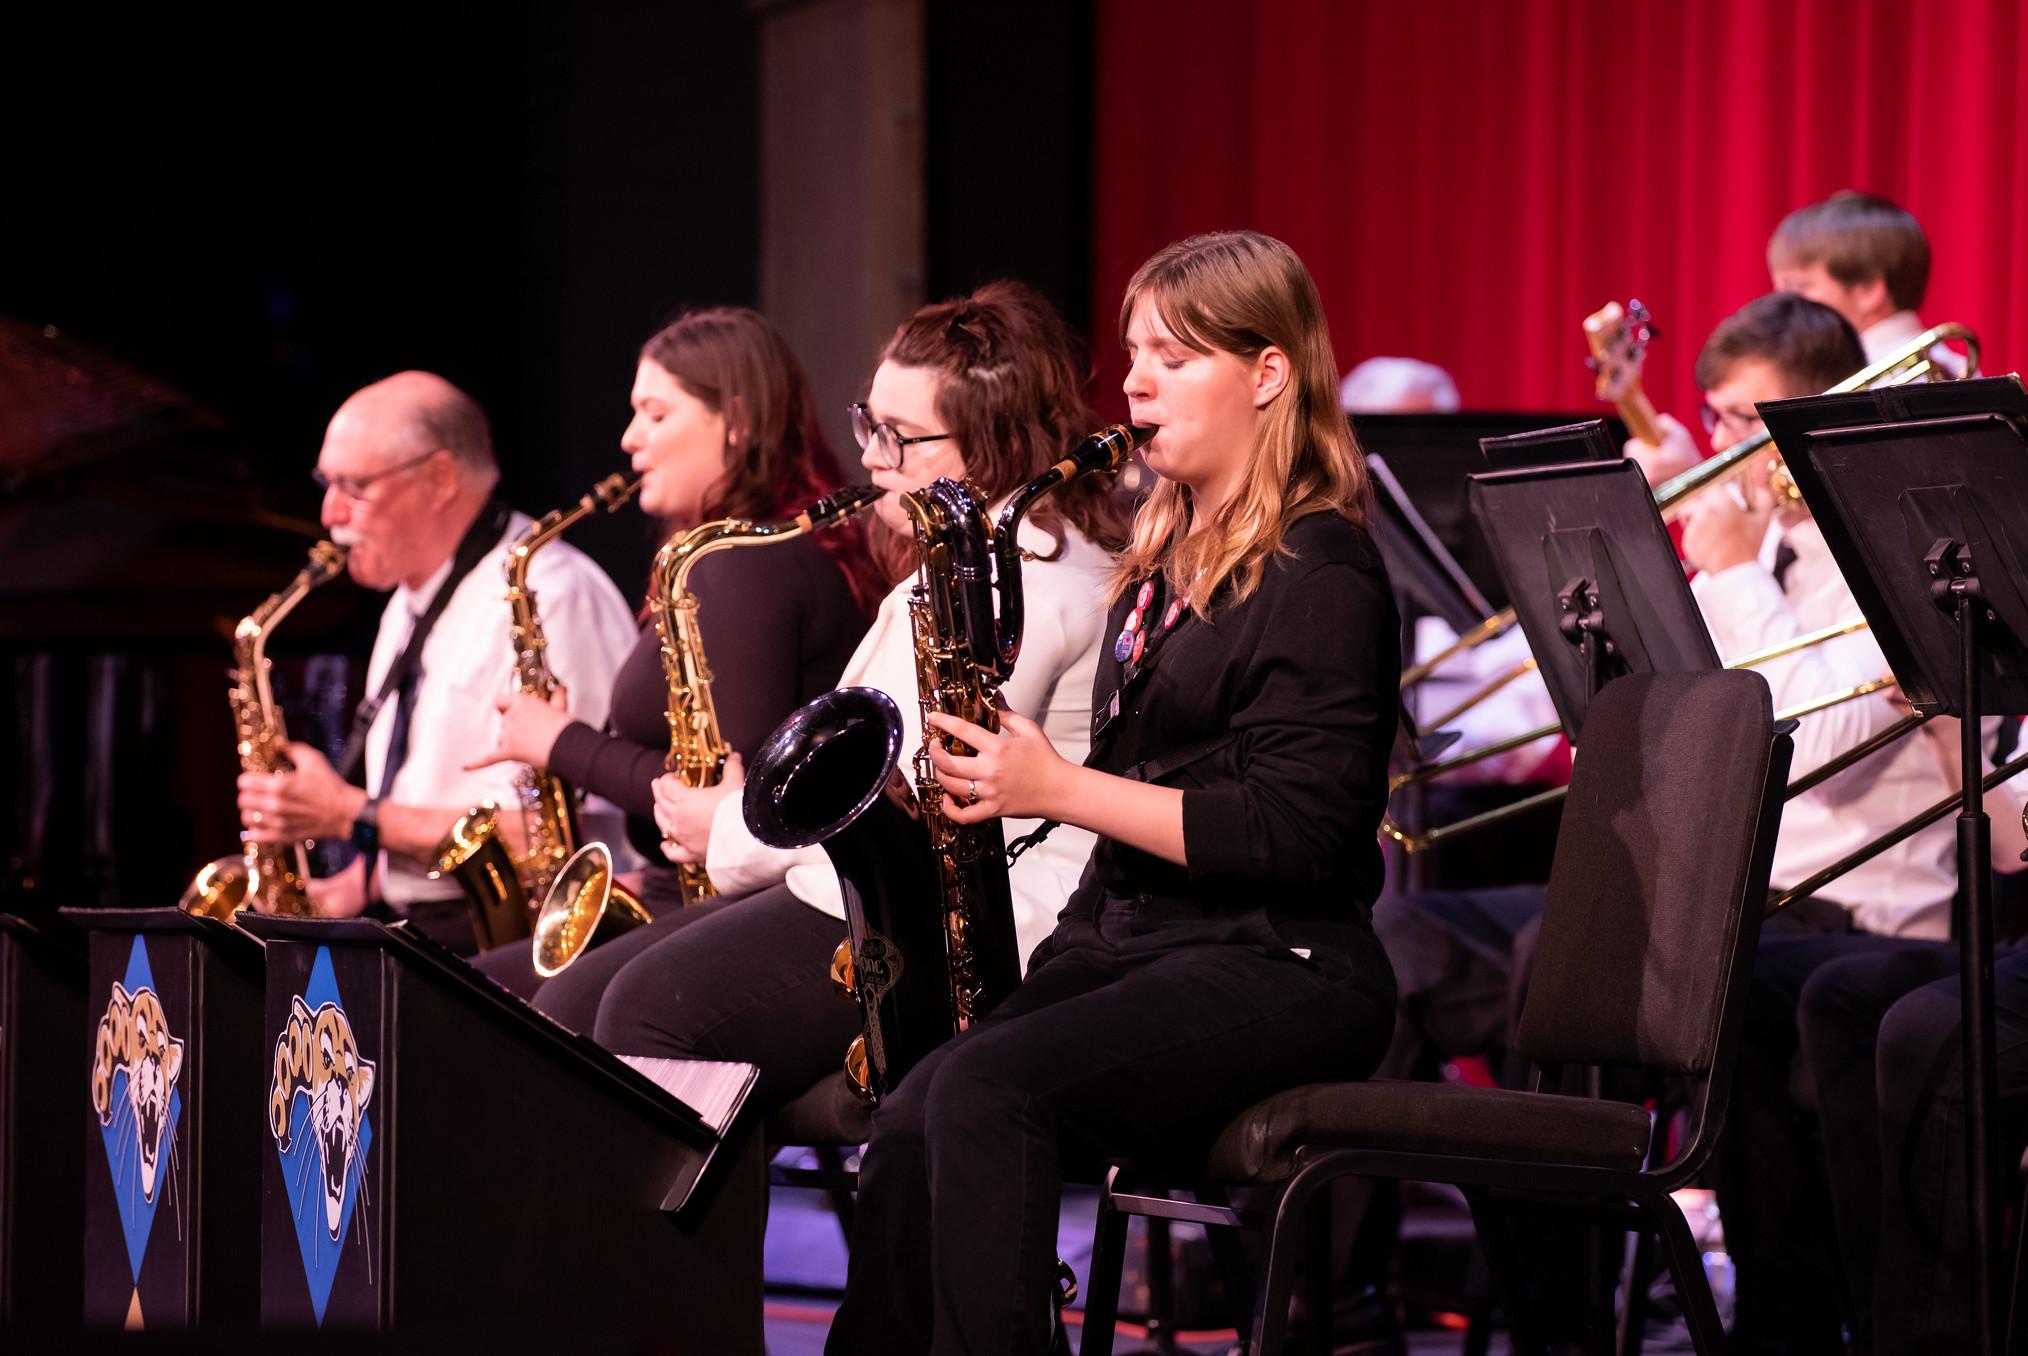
[1770,747,2028,914]
[1384,668,1912,855]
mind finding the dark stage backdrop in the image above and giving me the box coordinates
[1090,0,2026,426]
[1,3,760,597]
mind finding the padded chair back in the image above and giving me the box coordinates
[1515,669,1784,1076]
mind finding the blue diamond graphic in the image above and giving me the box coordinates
[95,936,183,1285]
[273,946,374,1326]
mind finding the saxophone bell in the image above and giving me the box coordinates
[530,842,653,978]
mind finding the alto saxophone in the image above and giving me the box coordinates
[181,540,349,920]
[745,423,1150,1100]
[528,483,883,977]
[430,474,643,952]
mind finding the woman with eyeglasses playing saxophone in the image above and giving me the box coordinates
[826,232,1400,1354]
[544,280,1124,1112]
[465,307,881,1006]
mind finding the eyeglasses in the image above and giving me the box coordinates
[849,402,952,470]
[1698,402,1763,440]
[312,448,441,503]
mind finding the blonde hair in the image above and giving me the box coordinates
[1114,231,1371,614]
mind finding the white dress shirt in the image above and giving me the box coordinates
[1406,619,1562,783]
[706,513,1113,965]
[1693,518,1956,937]
[364,510,637,906]
[1860,309,1965,378]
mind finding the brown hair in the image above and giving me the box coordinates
[1768,191,1931,313]
[1694,292,1866,395]
[872,280,1126,581]
[641,307,882,612]
[1112,230,1371,614]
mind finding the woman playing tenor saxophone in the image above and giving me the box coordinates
[539,280,1123,1108]
[827,232,1401,1354]
[465,308,881,998]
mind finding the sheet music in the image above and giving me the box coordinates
[618,1055,757,1136]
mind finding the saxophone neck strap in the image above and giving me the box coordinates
[337,496,513,784]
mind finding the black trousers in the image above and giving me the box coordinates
[588,883,858,1111]
[466,890,701,1031]
[825,900,1395,1356]
[1800,943,2028,1355]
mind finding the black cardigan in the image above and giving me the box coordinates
[1074,510,1399,925]
[546,532,866,907]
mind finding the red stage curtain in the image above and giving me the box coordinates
[1091,0,2026,427]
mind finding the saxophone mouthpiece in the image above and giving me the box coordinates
[814,483,886,524]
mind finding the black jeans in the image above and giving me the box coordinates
[1800,943,2028,1355]
[588,883,858,1111]
[466,893,713,1032]
[1704,927,1906,1350]
[825,899,1395,1356]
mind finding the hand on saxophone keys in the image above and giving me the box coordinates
[237,742,366,844]
[462,686,574,772]
[923,709,1071,825]
[651,753,744,863]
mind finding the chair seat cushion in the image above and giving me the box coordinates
[1202,1078,1654,1183]
[767,1071,872,1146]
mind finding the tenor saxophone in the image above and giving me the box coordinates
[745,423,1150,1099]
[180,540,349,920]
[429,474,642,952]
[528,483,883,977]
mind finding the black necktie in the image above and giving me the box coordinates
[1996,715,2024,767]
[336,498,512,785]
[1771,536,1799,591]
[375,612,426,799]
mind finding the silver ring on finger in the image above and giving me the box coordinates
[967,778,980,806]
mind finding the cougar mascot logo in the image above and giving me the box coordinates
[269,996,376,1239]
[90,982,184,1204]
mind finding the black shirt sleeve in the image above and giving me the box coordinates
[546,627,668,820]
[1178,557,1395,889]
[545,534,869,820]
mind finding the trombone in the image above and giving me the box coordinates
[1398,323,1981,702]
[1382,616,1893,853]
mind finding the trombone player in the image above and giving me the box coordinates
[1372,294,1976,1346]
[234,372,637,953]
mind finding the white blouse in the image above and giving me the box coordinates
[705,512,1113,965]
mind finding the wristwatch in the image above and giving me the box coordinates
[350,796,382,860]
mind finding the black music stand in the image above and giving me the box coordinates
[1353,410,1630,608]
[1763,377,2028,1353]
[1478,418,1621,472]
[1369,453,1493,636]
[59,906,266,1330]
[0,914,85,1326]
[237,913,764,1346]
[1468,439,1720,740]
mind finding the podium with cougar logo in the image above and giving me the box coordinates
[64,907,266,1330]
[240,915,764,1349]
